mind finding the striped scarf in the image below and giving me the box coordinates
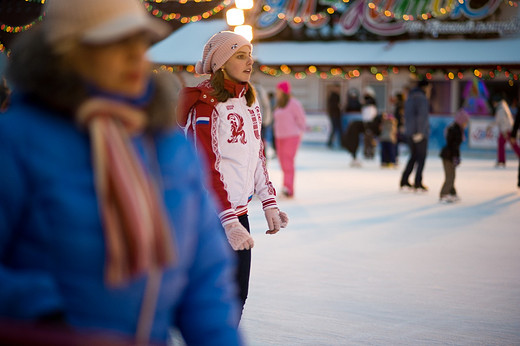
[77,98,176,286]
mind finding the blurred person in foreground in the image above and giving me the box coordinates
[439,108,470,203]
[273,80,307,198]
[400,80,432,192]
[178,31,289,318]
[0,78,10,112]
[0,0,242,345]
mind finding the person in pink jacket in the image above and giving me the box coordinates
[273,80,307,197]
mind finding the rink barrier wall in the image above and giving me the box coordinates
[302,112,516,154]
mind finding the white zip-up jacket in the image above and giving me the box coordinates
[179,79,277,226]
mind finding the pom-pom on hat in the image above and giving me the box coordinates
[195,31,252,75]
[42,0,170,45]
[277,80,291,94]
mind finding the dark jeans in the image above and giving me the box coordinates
[236,214,251,316]
[401,137,428,187]
[327,116,342,147]
[380,141,396,164]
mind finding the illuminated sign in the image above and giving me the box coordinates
[252,0,520,39]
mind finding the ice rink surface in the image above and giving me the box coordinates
[240,145,520,346]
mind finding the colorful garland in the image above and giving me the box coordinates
[154,63,519,85]
[0,15,44,34]
[367,0,519,21]
[142,0,231,23]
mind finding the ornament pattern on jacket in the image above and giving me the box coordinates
[250,107,261,140]
[227,112,247,144]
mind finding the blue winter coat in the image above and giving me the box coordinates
[0,96,242,344]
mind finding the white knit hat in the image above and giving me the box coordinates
[43,0,170,45]
[195,31,252,75]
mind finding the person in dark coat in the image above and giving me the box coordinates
[326,83,342,149]
[400,80,432,191]
[341,120,365,167]
[439,109,470,203]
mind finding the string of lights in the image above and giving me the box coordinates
[367,0,519,22]
[142,0,231,23]
[153,63,519,85]
[366,0,455,21]
[0,15,44,34]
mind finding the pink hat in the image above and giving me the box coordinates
[43,0,170,45]
[454,108,470,126]
[277,80,291,94]
[195,31,252,75]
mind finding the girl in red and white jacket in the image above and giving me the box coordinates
[178,31,288,314]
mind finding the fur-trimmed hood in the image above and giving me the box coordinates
[6,25,178,132]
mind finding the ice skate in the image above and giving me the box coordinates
[449,194,460,202]
[440,195,453,204]
[414,184,428,192]
[399,181,413,191]
[350,159,362,167]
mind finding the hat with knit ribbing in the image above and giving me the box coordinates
[195,31,252,75]
[277,80,291,94]
[42,0,170,45]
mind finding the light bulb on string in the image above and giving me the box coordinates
[226,8,245,26]
[235,0,253,10]
[234,25,253,41]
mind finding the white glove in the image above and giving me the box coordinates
[223,221,254,251]
[279,210,289,228]
[264,208,282,234]
[412,133,424,143]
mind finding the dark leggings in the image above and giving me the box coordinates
[236,214,252,317]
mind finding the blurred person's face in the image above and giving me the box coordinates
[68,32,152,97]
[222,46,253,83]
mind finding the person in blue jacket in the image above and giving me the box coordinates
[0,0,242,345]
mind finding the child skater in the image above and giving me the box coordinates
[379,112,398,168]
[439,108,470,203]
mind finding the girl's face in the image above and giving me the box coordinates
[68,32,152,97]
[222,45,253,83]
